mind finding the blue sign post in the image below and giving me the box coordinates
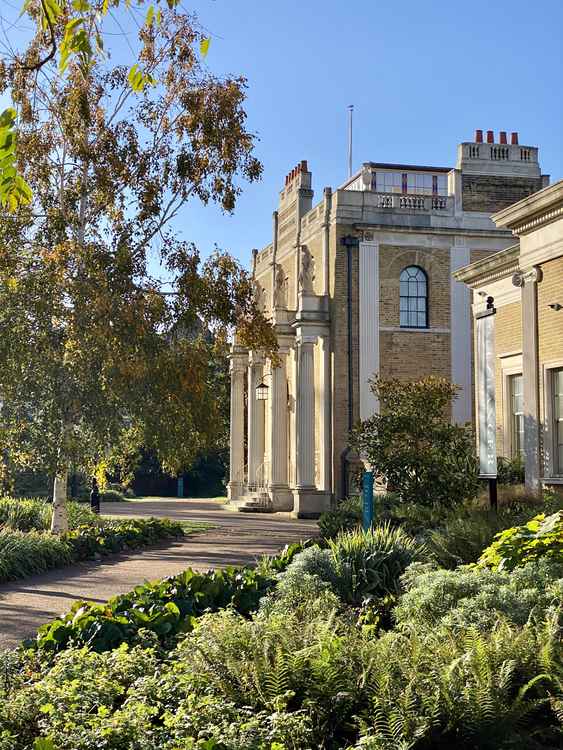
[177,476,184,499]
[362,470,374,531]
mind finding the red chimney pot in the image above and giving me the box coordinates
[475,129,483,143]
[486,130,494,143]
[301,159,308,172]
[511,132,519,145]
[499,131,507,144]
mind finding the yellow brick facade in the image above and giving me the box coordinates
[458,180,563,494]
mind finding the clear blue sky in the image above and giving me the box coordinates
[2,0,562,274]
[184,0,562,270]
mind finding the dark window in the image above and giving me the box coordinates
[400,266,428,328]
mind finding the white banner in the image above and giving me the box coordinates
[477,312,497,477]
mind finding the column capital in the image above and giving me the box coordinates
[512,265,542,287]
[296,335,317,347]
[248,350,265,367]
[229,343,248,372]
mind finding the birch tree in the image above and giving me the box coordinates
[0,1,274,531]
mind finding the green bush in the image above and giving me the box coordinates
[0,497,100,532]
[353,376,480,507]
[381,492,563,568]
[497,454,526,485]
[318,496,362,539]
[327,524,427,604]
[278,525,426,607]
[101,489,127,502]
[355,616,562,750]
[0,497,51,531]
[395,560,563,631]
[0,528,73,582]
[479,511,563,571]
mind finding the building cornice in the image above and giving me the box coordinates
[492,179,563,235]
[453,244,521,286]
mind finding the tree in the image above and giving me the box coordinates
[0,1,275,530]
[352,376,479,507]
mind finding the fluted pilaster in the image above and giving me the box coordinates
[295,338,316,489]
[227,347,247,501]
[247,353,265,485]
[268,350,289,487]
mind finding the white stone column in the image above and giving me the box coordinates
[247,353,265,486]
[268,348,289,488]
[295,337,316,488]
[359,241,380,420]
[521,267,542,492]
[318,334,332,492]
[450,242,472,424]
[227,347,247,502]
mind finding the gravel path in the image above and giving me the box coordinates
[0,498,317,649]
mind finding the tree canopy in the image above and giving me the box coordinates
[0,0,275,527]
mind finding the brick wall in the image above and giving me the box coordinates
[493,302,523,456]
[537,256,563,481]
[462,175,544,213]
[330,223,360,498]
[379,245,451,328]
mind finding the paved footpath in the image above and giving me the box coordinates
[0,498,317,649]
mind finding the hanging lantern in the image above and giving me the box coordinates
[256,381,269,401]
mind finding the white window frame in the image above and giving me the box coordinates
[500,354,523,460]
[543,360,563,478]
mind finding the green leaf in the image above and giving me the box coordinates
[146,4,155,27]
[33,739,57,750]
[200,37,210,58]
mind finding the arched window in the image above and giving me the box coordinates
[400,266,428,328]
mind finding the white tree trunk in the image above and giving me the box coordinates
[51,471,69,533]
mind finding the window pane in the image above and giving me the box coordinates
[400,266,427,329]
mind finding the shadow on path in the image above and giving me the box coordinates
[0,501,317,650]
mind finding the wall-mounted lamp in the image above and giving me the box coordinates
[548,303,563,311]
[256,381,269,401]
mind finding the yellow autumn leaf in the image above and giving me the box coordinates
[200,37,210,58]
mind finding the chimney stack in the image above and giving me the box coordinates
[511,132,519,145]
[486,130,494,143]
[475,129,483,143]
[499,131,507,144]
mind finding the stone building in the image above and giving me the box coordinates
[228,130,549,516]
[455,180,563,494]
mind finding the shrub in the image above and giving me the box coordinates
[395,560,563,631]
[0,497,99,532]
[162,604,366,747]
[319,496,362,540]
[479,511,563,571]
[356,616,562,750]
[497,454,526,485]
[279,525,426,607]
[0,498,51,531]
[0,528,73,582]
[101,489,127,502]
[352,376,480,507]
[327,524,427,604]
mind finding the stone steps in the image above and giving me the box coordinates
[232,492,274,513]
